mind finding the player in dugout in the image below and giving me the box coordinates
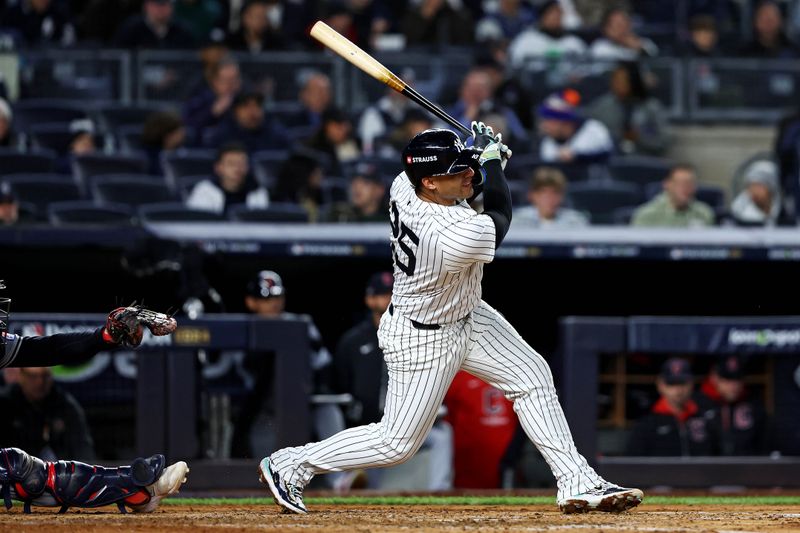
[0,281,189,514]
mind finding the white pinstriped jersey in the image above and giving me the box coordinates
[388,172,496,325]
[0,332,21,368]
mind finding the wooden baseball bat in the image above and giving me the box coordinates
[309,21,472,137]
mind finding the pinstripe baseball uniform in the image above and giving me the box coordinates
[269,171,607,501]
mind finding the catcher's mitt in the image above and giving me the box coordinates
[104,306,178,347]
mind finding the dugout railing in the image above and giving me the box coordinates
[560,316,800,488]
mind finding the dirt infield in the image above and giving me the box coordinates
[2,504,800,532]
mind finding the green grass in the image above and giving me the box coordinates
[164,495,800,506]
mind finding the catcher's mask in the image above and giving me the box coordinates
[0,280,9,349]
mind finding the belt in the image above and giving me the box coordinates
[388,304,441,330]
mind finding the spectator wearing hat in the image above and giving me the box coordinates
[0,183,19,226]
[304,107,362,176]
[513,166,589,228]
[232,270,341,459]
[185,142,269,215]
[326,163,389,223]
[1,0,76,48]
[695,355,771,455]
[384,108,434,156]
[730,160,782,226]
[331,272,453,491]
[475,0,537,43]
[627,358,717,456]
[508,0,587,69]
[204,91,285,153]
[631,163,715,228]
[0,97,18,149]
[537,89,614,164]
[113,0,196,49]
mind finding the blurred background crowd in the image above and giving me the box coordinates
[0,0,799,228]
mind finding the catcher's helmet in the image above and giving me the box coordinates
[402,129,482,187]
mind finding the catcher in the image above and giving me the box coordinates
[0,280,187,514]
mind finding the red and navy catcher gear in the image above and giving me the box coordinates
[0,447,164,514]
[402,129,483,188]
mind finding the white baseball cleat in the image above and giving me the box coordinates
[558,484,643,514]
[130,461,190,513]
[258,457,308,514]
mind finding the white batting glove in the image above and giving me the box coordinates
[496,132,513,170]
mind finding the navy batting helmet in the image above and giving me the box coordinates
[402,129,482,187]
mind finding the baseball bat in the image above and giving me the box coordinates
[309,21,472,137]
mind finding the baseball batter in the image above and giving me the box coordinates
[261,123,643,514]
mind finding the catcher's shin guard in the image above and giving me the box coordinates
[0,448,165,514]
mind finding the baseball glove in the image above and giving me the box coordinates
[104,306,178,347]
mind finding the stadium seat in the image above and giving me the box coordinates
[176,175,210,200]
[0,148,56,176]
[91,176,175,206]
[321,177,350,204]
[228,203,309,223]
[16,201,40,224]
[137,202,225,222]
[47,201,135,226]
[11,99,88,130]
[695,185,726,210]
[116,124,145,153]
[252,149,290,188]
[28,124,106,156]
[606,155,672,188]
[97,103,171,132]
[504,154,596,183]
[72,154,149,187]
[506,180,529,207]
[4,176,82,212]
[567,181,643,225]
[162,149,217,188]
[611,205,638,226]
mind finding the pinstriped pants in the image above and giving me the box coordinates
[270,300,604,500]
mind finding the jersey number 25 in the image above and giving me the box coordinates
[390,200,419,276]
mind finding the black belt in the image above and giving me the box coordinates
[388,304,441,330]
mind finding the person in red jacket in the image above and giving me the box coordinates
[627,358,717,456]
[444,371,517,488]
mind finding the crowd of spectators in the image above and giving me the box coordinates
[0,0,799,228]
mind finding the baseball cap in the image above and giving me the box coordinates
[538,89,581,122]
[246,270,285,299]
[715,354,745,380]
[659,358,693,385]
[743,160,778,192]
[366,272,393,296]
[350,162,382,184]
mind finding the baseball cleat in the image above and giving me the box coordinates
[558,484,643,514]
[130,461,190,513]
[258,457,307,514]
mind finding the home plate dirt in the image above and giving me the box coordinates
[2,505,799,532]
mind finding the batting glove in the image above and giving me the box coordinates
[470,121,496,150]
[496,132,513,170]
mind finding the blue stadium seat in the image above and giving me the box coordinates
[91,176,174,206]
[611,205,638,226]
[252,149,290,188]
[228,203,309,223]
[72,154,150,188]
[567,181,643,225]
[162,149,217,187]
[97,103,171,132]
[506,180,529,207]
[47,201,134,226]
[116,124,145,153]
[176,175,210,200]
[137,202,225,222]
[504,154,595,183]
[12,100,88,130]
[696,185,726,210]
[4,176,82,212]
[607,155,672,188]
[28,124,105,156]
[0,148,56,176]
[321,177,349,204]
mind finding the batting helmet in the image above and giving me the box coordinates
[402,129,482,187]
